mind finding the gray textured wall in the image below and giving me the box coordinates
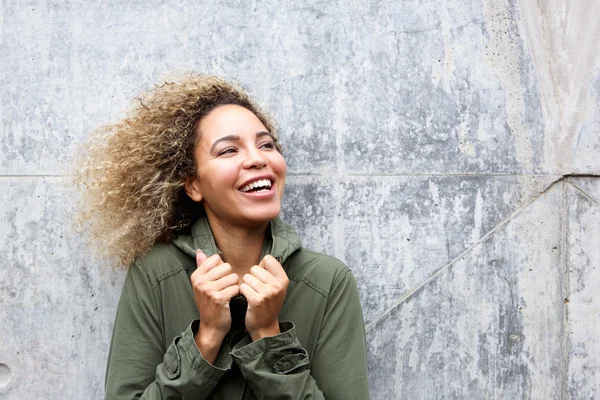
[1,1,599,399]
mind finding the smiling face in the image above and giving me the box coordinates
[184,104,286,229]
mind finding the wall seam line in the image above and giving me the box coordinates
[560,181,571,400]
[0,175,68,178]
[288,173,563,177]
[0,173,572,178]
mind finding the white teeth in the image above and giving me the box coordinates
[240,179,272,193]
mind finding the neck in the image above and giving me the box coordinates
[206,216,269,274]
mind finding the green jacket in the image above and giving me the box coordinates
[105,216,369,399]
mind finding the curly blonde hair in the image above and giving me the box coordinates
[74,74,280,266]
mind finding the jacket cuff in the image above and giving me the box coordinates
[155,320,232,395]
[230,321,310,374]
[177,319,232,375]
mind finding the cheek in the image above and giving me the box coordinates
[200,164,239,192]
[273,154,287,196]
[272,153,287,176]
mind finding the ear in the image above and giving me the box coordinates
[184,176,203,202]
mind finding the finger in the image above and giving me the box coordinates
[239,282,259,302]
[196,254,223,275]
[243,273,268,293]
[202,263,233,282]
[212,273,239,291]
[260,255,288,281]
[249,265,279,286]
[196,249,208,267]
[220,284,240,302]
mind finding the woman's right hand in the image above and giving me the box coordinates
[191,250,239,363]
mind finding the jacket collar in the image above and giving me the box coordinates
[172,215,302,265]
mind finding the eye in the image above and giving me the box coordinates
[259,141,275,150]
[217,147,237,156]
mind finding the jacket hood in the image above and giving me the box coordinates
[172,215,302,264]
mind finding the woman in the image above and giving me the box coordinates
[77,74,369,399]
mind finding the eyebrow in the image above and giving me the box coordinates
[209,131,275,153]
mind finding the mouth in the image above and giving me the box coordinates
[239,178,273,193]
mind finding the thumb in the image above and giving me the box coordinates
[196,249,208,267]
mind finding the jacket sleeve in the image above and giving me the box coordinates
[105,260,232,400]
[230,268,370,400]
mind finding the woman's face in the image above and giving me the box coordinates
[185,104,286,228]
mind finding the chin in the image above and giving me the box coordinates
[244,206,281,225]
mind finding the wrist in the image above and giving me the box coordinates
[249,321,281,342]
[194,323,226,364]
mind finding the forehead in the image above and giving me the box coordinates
[197,104,266,141]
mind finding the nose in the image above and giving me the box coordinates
[242,147,267,169]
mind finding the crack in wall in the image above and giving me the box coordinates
[366,174,600,333]
[566,178,600,205]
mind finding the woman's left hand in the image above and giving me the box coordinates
[240,255,289,341]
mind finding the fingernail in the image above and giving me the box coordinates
[197,249,204,254]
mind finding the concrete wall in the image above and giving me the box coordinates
[1,1,598,398]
